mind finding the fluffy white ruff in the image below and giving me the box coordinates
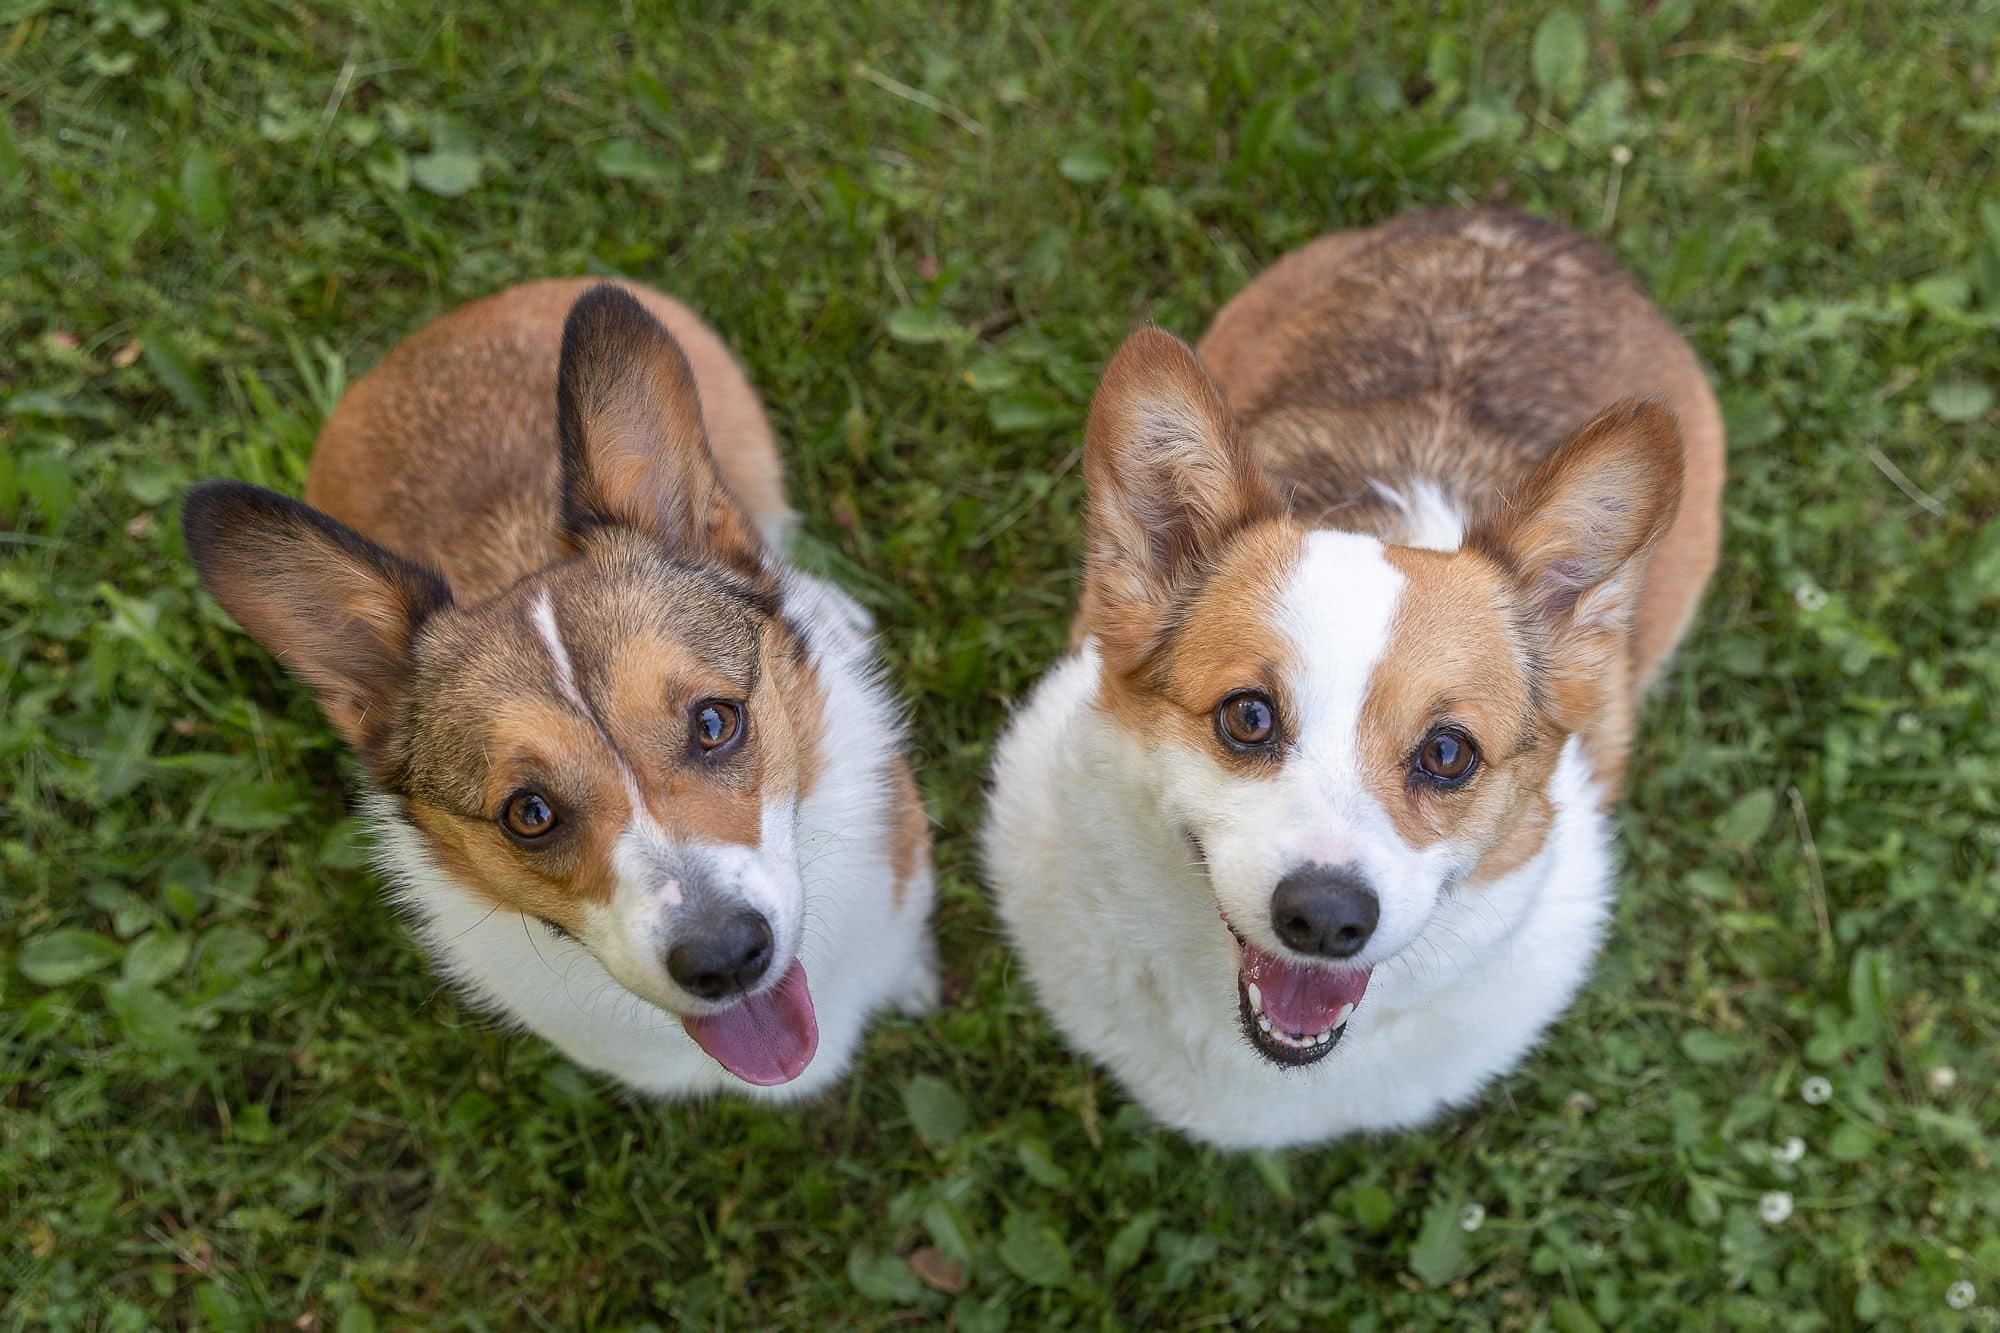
[369,569,936,1101]
[981,643,1612,1149]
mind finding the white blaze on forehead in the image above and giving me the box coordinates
[1279,530,1405,783]
[1261,529,1448,960]
[530,590,590,713]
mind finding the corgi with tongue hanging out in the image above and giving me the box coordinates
[182,280,937,1098]
[983,209,1724,1148]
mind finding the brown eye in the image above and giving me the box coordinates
[502,790,557,839]
[1215,690,1279,750]
[1416,728,1479,786]
[692,700,745,754]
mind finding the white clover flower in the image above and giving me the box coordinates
[1946,1280,1975,1311]
[1610,144,1633,166]
[1458,1202,1486,1233]
[1759,1191,1794,1225]
[1793,581,1829,612]
[1800,1075,1833,1106]
[1927,1066,1958,1094]
[1773,1136,1806,1165]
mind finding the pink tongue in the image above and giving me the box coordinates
[1241,941,1372,1035]
[682,961,819,1086]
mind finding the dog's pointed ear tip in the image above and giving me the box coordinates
[1556,398,1684,487]
[559,282,696,395]
[1123,323,1187,348]
[566,281,645,323]
[182,476,256,513]
[561,283,662,358]
[1111,323,1201,369]
[180,478,226,529]
[1092,330,1222,432]
[180,478,292,547]
[1608,395,1684,444]
[1627,406,1688,489]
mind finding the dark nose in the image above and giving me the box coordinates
[1270,865,1379,959]
[666,909,774,1000]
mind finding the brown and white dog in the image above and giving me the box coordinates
[184,280,937,1098]
[983,210,1723,1147]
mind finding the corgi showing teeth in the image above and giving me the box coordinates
[183,280,937,1099]
[983,209,1724,1148]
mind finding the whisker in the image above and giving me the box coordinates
[521,913,557,977]
[443,903,503,946]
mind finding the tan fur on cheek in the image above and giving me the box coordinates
[600,742,764,849]
[1366,549,1554,872]
[757,623,826,803]
[1466,779,1556,884]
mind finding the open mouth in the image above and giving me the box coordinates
[680,960,820,1087]
[1229,927,1371,1068]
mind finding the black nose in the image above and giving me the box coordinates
[666,909,774,1000]
[1270,865,1379,959]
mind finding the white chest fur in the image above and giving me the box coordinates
[981,650,1612,1149]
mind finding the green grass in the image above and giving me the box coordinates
[4,0,1998,1327]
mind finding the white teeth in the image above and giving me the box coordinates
[1244,973,1356,1049]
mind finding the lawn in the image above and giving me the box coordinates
[4,0,1998,1327]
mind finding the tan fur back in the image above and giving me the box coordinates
[305,279,790,602]
[1197,209,1724,690]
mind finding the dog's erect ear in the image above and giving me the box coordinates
[182,480,452,773]
[1474,397,1684,691]
[556,284,764,569]
[1080,326,1283,667]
